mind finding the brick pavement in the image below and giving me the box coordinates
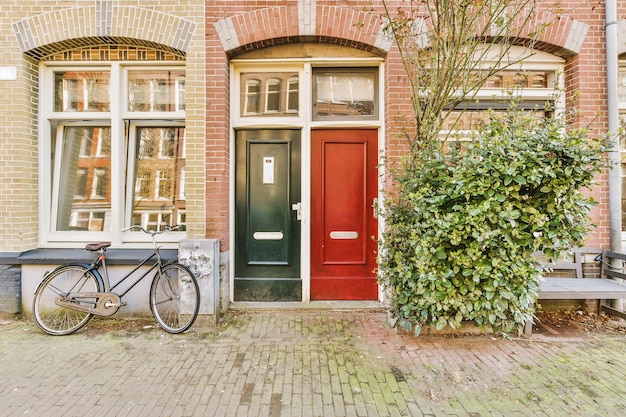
[0,310,625,417]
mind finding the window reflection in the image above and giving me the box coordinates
[313,69,377,119]
[240,73,299,117]
[265,78,282,113]
[56,126,111,231]
[132,127,186,231]
[128,70,186,112]
[54,71,110,112]
[245,79,261,114]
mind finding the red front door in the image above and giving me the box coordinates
[311,129,378,300]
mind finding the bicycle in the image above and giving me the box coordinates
[32,225,200,336]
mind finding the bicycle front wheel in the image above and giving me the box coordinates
[33,265,100,335]
[150,263,200,333]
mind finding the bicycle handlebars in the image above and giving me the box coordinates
[121,225,182,235]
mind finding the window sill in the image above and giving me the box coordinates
[16,248,178,265]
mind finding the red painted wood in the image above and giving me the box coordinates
[311,129,378,300]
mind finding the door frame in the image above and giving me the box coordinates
[229,60,385,304]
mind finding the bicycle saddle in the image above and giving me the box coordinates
[85,242,112,251]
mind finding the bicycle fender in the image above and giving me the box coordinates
[35,263,105,294]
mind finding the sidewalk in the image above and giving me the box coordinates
[0,309,625,417]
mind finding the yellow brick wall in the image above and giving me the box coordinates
[0,1,206,251]
[0,16,38,251]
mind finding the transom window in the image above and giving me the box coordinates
[233,64,381,125]
[42,63,186,244]
[312,68,378,120]
[240,72,299,116]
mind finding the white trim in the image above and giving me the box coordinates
[39,62,186,248]
[377,62,386,303]
[301,63,312,303]
[229,70,236,303]
[229,58,384,304]
[123,121,185,245]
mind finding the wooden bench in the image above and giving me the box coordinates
[525,248,626,335]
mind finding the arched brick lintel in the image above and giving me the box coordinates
[409,10,588,59]
[12,5,196,59]
[214,7,588,60]
[529,11,589,59]
[214,6,392,58]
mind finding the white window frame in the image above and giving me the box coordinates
[95,128,110,157]
[286,76,299,113]
[179,168,186,200]
[91,168,108,199]
[79,130,92,157]
[39,62,186,247]
[155,169,172,200]
[244,79,261,115]
[123,121,185,244]
[264,78,282,113]
[175,77,186,111]
[75,169,88,199]
[439,46,565,141]
[158,130,175,159]
[134,168,151,200]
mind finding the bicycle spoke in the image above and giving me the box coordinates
[33,265,99,335]
[150,264,199,333]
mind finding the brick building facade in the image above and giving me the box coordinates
[0,1,624,315]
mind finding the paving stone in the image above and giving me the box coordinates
[0,311,625,416]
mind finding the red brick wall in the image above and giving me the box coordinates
[562,2,609,247]
[206,1,615,251]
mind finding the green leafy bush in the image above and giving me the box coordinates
[379,110,609,335]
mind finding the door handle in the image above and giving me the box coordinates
[291,202,302,220]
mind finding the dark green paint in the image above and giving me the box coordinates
[235,130,301,301]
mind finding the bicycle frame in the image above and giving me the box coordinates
[56,228,173,317]
[92,247,166,299]
[33,224,200,335]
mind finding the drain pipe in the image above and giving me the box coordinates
[606,0,624,313]
[606,0,622,253]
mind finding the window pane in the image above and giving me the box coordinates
[240,72,299,117]
[287,77,299,112]
[620,67,626,103]
[620,113,626,151]
[441,107,549,132]
[128,70,185,112]
[244,79,261,114]
[56,127,111,231]
[265,79,282,112]
[314,69,377,119]
[132,127,185,231]
[54,71,110,112]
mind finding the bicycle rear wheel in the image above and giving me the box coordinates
[33,265,100,335]
[150,263,200,333]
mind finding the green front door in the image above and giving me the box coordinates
[235,129,301,301]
